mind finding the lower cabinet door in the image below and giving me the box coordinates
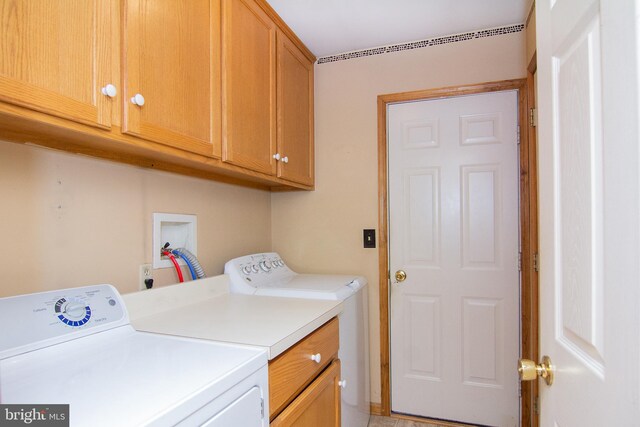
[271,359,341,427]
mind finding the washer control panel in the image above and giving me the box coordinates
[0,284,128,359]
[224,252,296,293]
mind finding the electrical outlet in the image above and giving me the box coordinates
[139,264,153,291]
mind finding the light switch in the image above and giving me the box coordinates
[363,229,376,248]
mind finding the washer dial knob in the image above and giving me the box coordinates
[242,266,252,275]
[64,302,87,319]
[259,261,272,272]
[54,298,92,327]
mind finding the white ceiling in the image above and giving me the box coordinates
[267,0,528,58]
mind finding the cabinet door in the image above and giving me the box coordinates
[270,359,341,427]
[0,0,113,128]
[276,32,314,186]
[222,0,276,175]
[123,0,220,157]
[269,317,339,419]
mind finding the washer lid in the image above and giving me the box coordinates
[0,326,267,427]
[254,274,367,301]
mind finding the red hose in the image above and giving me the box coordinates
[162,250,184,283]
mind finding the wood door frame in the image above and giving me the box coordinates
[377,78,540,427]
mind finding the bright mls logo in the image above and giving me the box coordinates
[0,405,69,426]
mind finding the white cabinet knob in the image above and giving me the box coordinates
[130,93,145,106]
[338,379,347,389]
[310,353,322,363]
[101,84,117,98]
[282,156,289,164]
[273,153,281,161]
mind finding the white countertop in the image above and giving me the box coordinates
[123,275,343,359]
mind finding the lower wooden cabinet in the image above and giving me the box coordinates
[271,359,341,427]
[268,317,341,425]
[269,317,339,417]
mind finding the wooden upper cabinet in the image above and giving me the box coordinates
[0,0,113,129]
[123,0,221,157]
[0,0,314,190]
[276,32,314,186]
[221,0,276,175]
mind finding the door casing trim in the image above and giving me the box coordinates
[377,78,539,427]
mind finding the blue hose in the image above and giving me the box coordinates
[172,251,197,280]
[173,248,206,279]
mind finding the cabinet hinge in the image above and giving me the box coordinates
[533,253,540,272]
[517,125,521,145]
[261,398,264,418]
[534,395,540,415]
[518,251,522,271]
[529,108,538,127]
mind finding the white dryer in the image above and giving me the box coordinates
[225,252,370,427]
[0,284,269,426]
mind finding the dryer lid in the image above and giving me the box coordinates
[254,274,367,300]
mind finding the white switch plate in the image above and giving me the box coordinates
[139,264,152,290]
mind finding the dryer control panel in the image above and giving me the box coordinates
[0,284,129,359]
[224,252,296,293]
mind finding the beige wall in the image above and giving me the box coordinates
[0,140,271,298]
[271,32,526,404]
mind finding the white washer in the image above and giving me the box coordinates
[225,252,370,427]
[0,285,269,427]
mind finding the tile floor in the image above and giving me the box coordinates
[368,415,443,427]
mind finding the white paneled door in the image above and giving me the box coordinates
[389,91,519,426]
[536,0,640,424]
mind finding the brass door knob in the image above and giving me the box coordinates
[394,270,407,282]
[518,355,554,386]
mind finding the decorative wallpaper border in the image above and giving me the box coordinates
[317,23,524,64]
